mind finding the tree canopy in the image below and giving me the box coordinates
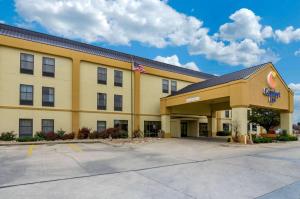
[248,108,280,133]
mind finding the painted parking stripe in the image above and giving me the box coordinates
[67,144,81,152]
[27,145,36,156]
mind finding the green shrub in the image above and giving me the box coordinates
[34,131,46,141]
[16,136,38,142]
[120,131,128,139]
[78,127,91,139]
[253,137,272,143]
[98,130,109,139]
[217,131,231,136]
[0,131,16,141]
[62,132,75,140]
[89,131,99,139]
[282,129,288,136]
[109,128,121,139]
[56,129,66,139]
[45,132,58,141]
[276,134,298,141]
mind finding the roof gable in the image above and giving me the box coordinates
[171,62,269,96]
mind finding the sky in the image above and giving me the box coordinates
[0,0,300,123]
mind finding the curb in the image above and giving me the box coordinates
[0,139,117,146]
[0,138,164,146]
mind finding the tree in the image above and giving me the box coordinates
[248,108,280,133]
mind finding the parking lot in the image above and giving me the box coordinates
[1,139,300,199]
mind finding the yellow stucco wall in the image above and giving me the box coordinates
[140,73,192,115]
[79,61,132,112]
[0,109,71,137]
[248,64,291,111]
[0,46,72,109]
[79,112,132,134]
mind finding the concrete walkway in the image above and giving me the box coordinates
[0,139,300,199]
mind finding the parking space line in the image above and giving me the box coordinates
[67,144,81,152]
[27,145,36,157]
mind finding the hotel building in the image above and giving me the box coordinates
[0,24,294,138]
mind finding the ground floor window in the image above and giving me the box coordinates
[223,123,230,132]
[114,120,128,133]
[252,124,257,132]
[19,119,33,137]
[199,123,208,136]
[144,121,161,137]
[42,119,54,133]
[97,121,106,132]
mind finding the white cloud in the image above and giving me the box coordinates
[216,8,273,42]
[293,95,300,123]
[0,20,5,24]
[289,83,300,93]
[15,1,278,67]
[189,36,278,67]
[275,26,300,44]
[289,83,300,123]
[15,0,205,48]
[295,49,300,57]
[154,55,200,71]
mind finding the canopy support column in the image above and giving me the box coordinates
[231,107,248,136]
[280,112,293,134]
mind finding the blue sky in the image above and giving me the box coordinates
[0,0,300,122]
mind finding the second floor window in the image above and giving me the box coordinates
[114,95,123,111]
[171,80,177,94]
[42,87,55,107]
[20,84,33,105]
[20,53,34,74]
[42,57,55,77]
[162,79,169,93]
[114,70,123,87]
[97,67,107,84]
[97,93,107,110]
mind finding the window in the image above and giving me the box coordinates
[42,119,54,133]
[162,79,169,93]
[171,80,177,94]
[97,93,107,110]
[42,57,55,77]
[225,110,230,118]
[144,121,161,137]
[114,120,128,133]
[42,87,55,107]
[114,95,123,111]
[20,53,34,74]
[252,124,257,132]
[114,70,123,87]
[20,84,33,105]
[97,67,107,84]
[223,123,230,132]
[19,119,33,137]
[97,121,106,132]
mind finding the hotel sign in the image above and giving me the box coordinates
[263,71,280,103]
[186,96,200,103]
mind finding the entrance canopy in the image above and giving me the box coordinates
[160,62,294,137]
[161,62,293,115]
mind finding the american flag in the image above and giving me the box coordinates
[133,62,146,73]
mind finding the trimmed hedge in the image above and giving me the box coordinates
[0,131,16,141]
[253,137,273,143]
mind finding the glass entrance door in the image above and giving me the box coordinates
[181,121,188,137]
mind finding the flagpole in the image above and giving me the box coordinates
[130,56,134,140]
